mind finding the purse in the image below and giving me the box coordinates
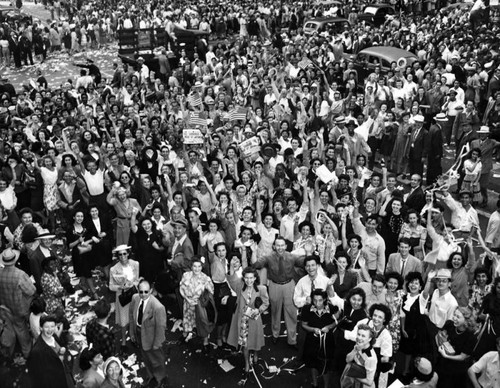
[118,286,137,307]
[345,362,367,379]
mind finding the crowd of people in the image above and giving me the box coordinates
[0,0,500,387]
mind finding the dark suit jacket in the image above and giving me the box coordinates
[423,124,443,160]
[129,294,166,351]
[30,246,57,292]
[27,335,75,388]
[405,186,426,213]
[386,253,422,278]
[332,270,358,299]
[408,128,427,160]
[85,215,113,239]
[168,235,195,278]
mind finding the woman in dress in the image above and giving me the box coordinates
[200,219,225,263]
[66,210,97,300]
[379,196,406,258]
[227,265,269,374]
[109,245,140,350]
[40,257,65,314]
[85,205,113,280]
[461,148,482,204]
[106,186,142,246]
[340,323,378,388]
[400,272,432,376]
[384,272,404,354]
[343,234,370,283]
[399,209,427,260]
[39,155,60,231]
[468,267,492,316]
[447,252,470,307]
[131,216,165,283]
[330,251,358,298]
[435,306,477,388]
[332,287,368,376]
[346,304,393,388]
[179,258,214,346]
[301,289,337,388]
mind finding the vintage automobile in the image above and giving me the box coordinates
[344,46,418,81]
[357,4,396,26]
[303,16,350,35]
[0,6,32,24]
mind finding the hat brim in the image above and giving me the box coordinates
[0,250,20,266]
[171,221,188,228]
[112,245,132,253]
[35,234,56,240]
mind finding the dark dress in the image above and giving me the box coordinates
[332,304,368,372]
[302,303,336,370]
[66,225,95,278]
[134,229,165,283]
[474,293,500,359]
[380,206,405,258]
[331,270,358,299]
[85,216,113,267]
[435,320,476,388]
[399,293,432,358]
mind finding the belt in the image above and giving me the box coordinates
[272,279,292,285]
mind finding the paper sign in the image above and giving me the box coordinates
[388,380,404,388]
[183,129,204,144]
[239,137,261,157]
[315,165,336,184]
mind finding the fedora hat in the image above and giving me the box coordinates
[477,126,490,134]
[112,244,132,253]
[434,113,447,121]
[413,115,425,123]
[171,216,188,228]
[35,229,56,240]
[0,248,20,266]
[434,268,452,280]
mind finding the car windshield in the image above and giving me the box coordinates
[363,6,378,14]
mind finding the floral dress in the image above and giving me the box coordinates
[180,271,214,333]
[385,289,403,353]
[41,272,64,314]
[469,283,492,316]
[40,167,59,212]
[399,223,427,260]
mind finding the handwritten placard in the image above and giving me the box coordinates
[183,129,204,144]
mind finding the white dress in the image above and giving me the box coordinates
[40,167,59,212]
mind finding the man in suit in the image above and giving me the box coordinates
[385,238,422,278]
[470,126,500,206]
[408,115,426,176]
[423,113,445,185]
[405,174,426,213]
[57,170,88,227]
[30,230,57,293]
[486,66,500,100]
[129,279,169,388]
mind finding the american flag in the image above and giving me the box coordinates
[228,107,247,121]
[298,57,314,70]
[190,111,207,127]
[187,92,202,107]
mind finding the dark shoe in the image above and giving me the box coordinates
[271,336,278,344]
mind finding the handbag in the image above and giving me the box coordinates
[345,362,367,378]
[77,239,94,254]
[118,286,137,307]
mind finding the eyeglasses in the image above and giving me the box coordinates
[139,291,149,294]
[118,253,128,257]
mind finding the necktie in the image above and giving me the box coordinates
[138,300,144,326]
[278,256,286,281]
[401,259,406,275]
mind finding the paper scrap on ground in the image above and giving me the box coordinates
[388,379,405,388]
[219,360,235,372]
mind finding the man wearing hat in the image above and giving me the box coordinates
[423,113,445,184]
[452,100,480,155]
[408,357,438,388]
[339,119,371,165]
[442,89,463,146]
[30,229,57,293]
[470,126,500,206]
[408,115,426,176]
[0,248,36,361]
[167,216,194,281]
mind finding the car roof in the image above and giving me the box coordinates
[363,4,394,8]
[305,16,349,22]
[358,46,417,61]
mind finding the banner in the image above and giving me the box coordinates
[183,129,204,144]
[239,137,261,157]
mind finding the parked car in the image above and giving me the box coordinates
[344,46,418,81]
[357,4,395,26]
[0,6,31,23]
[303,16,350,35]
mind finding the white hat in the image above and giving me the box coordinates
[413,115,425,123]
[477,126,490,134]
[435,268,452,280]
[435,113,447,121]
[35,229,56,240]
[0,248,20,266]
[112,245,132,253]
